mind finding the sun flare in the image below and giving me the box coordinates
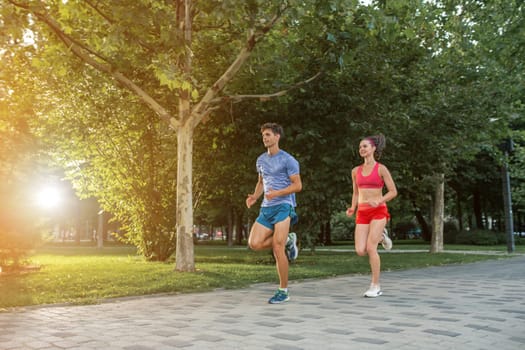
[36,186,62,209]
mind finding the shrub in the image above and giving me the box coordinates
[443,220,460,244]
[393,221,420,240]
[514,236,525,246]
[0,190,47,270]
[454,230,502,245]
[330,211,355,241]
[0,232,40,269]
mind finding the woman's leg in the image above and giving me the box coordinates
[367,218,387,285]
[354,224,370,256]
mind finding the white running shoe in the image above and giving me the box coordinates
[381,228,393,250]
[364,284,382,298]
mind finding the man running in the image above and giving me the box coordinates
[246,122,302,304]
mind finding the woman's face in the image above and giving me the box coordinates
[359,139,375,158]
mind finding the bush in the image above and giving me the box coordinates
[393,221,420,240]
[454,230,503,245]
[0,230,46,270]
[0,190,47,270]
[514,236,525,246]
[443,220,460,244]
[0,117,46,271]
[330,211,355,241]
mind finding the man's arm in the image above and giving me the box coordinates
[246,175,264,208]
[265,174,302,201]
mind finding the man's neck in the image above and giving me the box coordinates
[267,145,280,156]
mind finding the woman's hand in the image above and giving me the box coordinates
[346,207,355,217]
[368,200,381,207]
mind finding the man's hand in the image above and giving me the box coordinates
[264,188,278,201]
[246,194,257,208]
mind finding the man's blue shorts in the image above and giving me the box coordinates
[256,203,298,230]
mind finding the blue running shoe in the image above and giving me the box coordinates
[286,232,298,261]
[268,289,290,304]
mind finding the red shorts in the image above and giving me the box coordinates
[356,203,390,224]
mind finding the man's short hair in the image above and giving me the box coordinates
[260,122,284,137]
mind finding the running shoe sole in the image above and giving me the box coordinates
[287,232,298,261]
[381,229,392,250]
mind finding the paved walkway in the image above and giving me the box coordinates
[1,256,524,350]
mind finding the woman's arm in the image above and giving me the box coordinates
[379,164,397,204]
[346,167,359,217]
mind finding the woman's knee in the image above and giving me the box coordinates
[366,245,379,257]
[355,248,367,256]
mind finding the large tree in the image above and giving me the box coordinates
[2,0,325,270]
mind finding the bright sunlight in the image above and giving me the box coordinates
[35,185,62,210]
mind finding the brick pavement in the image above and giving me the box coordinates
[0,255,524,350]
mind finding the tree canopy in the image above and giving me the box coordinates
[1,0,523,264]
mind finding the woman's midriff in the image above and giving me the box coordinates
[357,202,386,209]
[358,188,383,205]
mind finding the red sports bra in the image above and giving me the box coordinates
[356,162,384,189]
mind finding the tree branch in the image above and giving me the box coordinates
[84,0,157,54]
[190,4,288,129]
[217,72,322,103]
[7,0,177,129]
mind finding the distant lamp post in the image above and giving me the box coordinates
[500,138,515,253]
[97,209,105,249]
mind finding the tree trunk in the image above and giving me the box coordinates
[228,208,236,247]
[324,221,332,245]
[430,173,445,253]
[456,191,463,231]
[412,201,431,241]
[473,190,483,229]
[175,122,195,271]
[97,209,104,249]
[75,201,82,245]
[245,217,252,247]
[174,0,195,272]
[235,209,244,245]
[228,207,234,244]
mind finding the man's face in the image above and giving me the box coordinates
[261,128,279,148]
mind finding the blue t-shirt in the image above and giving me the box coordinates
[256,150,300,207]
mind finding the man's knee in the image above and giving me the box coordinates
[249,239,263,250]
[272,238,285,251]
[249,224,273,250]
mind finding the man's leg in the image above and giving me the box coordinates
[248,222,274,250]
[273,217,291,288]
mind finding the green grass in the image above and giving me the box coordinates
[326,240,525,252]
[0,243,520,309]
